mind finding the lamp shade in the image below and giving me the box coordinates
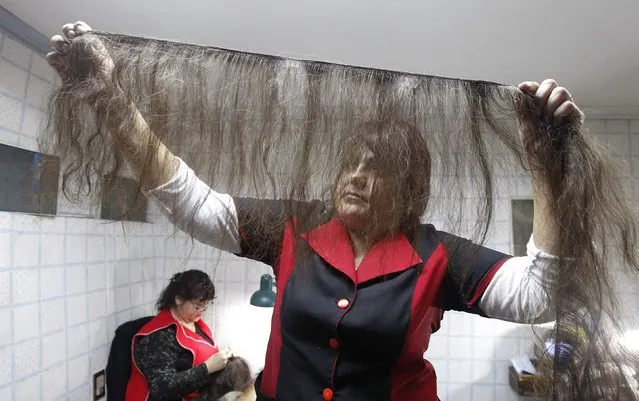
[250,274,276,307]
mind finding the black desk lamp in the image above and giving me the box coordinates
[249,274,276,307]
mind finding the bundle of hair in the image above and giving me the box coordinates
[199,356,253,401]
[41,31,639,400]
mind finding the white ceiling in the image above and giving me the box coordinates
[3,0,639,116]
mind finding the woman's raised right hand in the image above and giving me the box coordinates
[205,348,234,374]
[46,21,114,82]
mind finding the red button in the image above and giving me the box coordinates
[337,298,349,309]
[328,338,339,349]
[322,388,334,401]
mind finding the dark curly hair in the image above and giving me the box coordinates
[155,270,215,311]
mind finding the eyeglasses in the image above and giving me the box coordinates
[189,300,212,313]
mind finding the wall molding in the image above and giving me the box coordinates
[581,105,639,119]
[0,5,49,55]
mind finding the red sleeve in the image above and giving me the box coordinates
[434,228,513,316]
[466,257,510,309]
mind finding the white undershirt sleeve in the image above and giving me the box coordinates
[142,158,242,254]
[478,236,560,323]
[144,159,560,324]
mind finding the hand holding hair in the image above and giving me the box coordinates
[518,79,584,126]
[46,21,114,83]
[205,348,234,374]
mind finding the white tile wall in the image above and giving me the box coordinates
[0,30,163,401]
[0,27,637,401]
[40,266,65,299]
[1,208,163,401]
[42,364,67,401]
[0,346,12,386]
[0,271,10,307]
[0,94,22,132]
[41,330,66,369]
[13,375,40,401]
[2,36,31,68]
[0,60,28,98]
[0,384,12,401]
[0,307,11,347]
[13,303,40,342]
[40,298,65,335]
[13,338,40,379]
[67,384,91,401]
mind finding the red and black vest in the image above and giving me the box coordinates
[233,198,510,401]
[125,309,219,401]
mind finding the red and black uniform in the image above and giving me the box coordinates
[233,198,510,401]
[125,309,219,401]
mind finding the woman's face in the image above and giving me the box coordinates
[175,297,210,323]
[334,148,400,235]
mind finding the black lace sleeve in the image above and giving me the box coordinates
[133,326,211,401]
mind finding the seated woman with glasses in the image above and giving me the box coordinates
[126,269,243,401]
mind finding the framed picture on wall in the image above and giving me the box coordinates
[511,199,534,257]
[0,143,60,215]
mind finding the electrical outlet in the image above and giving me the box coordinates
[93,370,106,400]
